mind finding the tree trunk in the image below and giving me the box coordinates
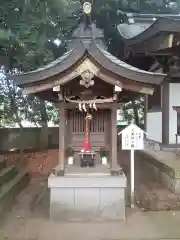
[7,43,26,167]
[39,100,49,150]
[6,79,24,166]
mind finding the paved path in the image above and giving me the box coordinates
[1,152,180,240]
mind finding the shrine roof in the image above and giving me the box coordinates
[13,42,85,85]
[88,43,165,84]
[117,13,180,45]
[13,22,166,87]
[72,23,104,39]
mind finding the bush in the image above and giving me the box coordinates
[65,147,74,157]
[100,147,108,158]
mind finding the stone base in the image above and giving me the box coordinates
[48,164,127,221]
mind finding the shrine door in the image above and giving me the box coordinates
[67,109,111,151]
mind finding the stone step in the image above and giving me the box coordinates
[135,182,180,211]
[0,165,18,189]
[0,171,30,220]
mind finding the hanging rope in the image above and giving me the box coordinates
[81,113,91,152]
[65,96,114,111]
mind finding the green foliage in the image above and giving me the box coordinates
[0,0,73,127]
[66,146,74,157]
[0,70,59,128]
[22,95,59,126]
[100,147,108,158]
[0,70,21,127]
[0,0,80,71]
[122,96,145,125]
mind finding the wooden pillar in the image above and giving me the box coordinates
[59,103,66,175]
[111,104,118,173]
[144,95,148,134]
[162,82,170,145]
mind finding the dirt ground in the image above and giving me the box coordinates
[0,178,180,240]
[1,150,180,240]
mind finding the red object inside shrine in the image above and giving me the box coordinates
[81,114,91,152]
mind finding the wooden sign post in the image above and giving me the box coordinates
[118,123,146,208]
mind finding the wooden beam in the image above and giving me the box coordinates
[130,34,174,54]
[99,72,154,95]
[22,70,79,94]
[144,95,148,133]
[23,83,54,95]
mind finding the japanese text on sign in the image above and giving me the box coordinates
[120,124,144,150]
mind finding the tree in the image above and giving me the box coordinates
[0,66,25,162]
[122,96,145,126]
[0,0,81,70]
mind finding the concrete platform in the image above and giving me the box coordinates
[48,164,127,221]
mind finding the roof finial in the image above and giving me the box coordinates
[82,1,92,28]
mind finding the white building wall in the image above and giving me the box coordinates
[147,111,162,143]
[169,83,180,144]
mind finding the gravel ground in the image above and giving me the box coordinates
[1,151,180,240]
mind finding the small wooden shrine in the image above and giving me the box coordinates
[13,3,166,173]
[13,2,168,221]
[118,12,180,146]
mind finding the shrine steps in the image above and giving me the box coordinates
[135,182,180,211]
[0,157,30,221]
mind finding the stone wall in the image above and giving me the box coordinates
[0,125,140,177]
[0,126,128,152]
[0,127,59,151]
[138,151,180,194]
[3,149,59,177]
